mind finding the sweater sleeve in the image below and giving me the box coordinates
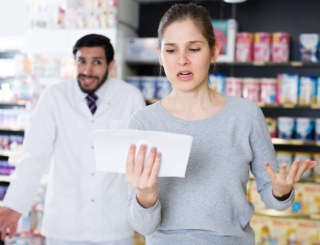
[249,103,294,211]
[126,114,162,236]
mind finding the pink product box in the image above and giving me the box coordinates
[242,78,261,102]
[254,33,272,62]
[260,78,277,104]
[236,33,253,62]
[272,33,290,62]
[225,78,243,97]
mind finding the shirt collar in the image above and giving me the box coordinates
[73,77,114,104]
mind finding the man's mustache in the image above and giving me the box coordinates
[78,74,99,80]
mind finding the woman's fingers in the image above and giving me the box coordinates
[1,221,7,241]
[149,152,162,180]
[133,144,147,179]
[306,160,318,170]
[287,158,301,179]
[279,163,287,179]
[264,162,277,179]
[8,222,15,238]
[294,159,310,182]
[126,144,136,177]
[140,147,157,182]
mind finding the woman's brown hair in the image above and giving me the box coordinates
[158,3,216,49]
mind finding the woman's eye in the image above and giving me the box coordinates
[166,49,175,53]
[190,48,200,52]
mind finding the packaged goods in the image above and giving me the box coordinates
[126,76,141,90]
[299,34,320,62]
[254,33,272,62]
[265,118,277,138]
[260,78,277,104]
[296,220,320,245]
[271,33,290,62]
[269,218,297,245]
[141,77,157,100]
[156,77,171,99]
[317,77,320,105]
[316,119,320,141]
[208,74,225,93]
[313,153,320,178]
[295,153,312,178]
[250,215,270,244]
[235,33,253,62]
[299,76,317,105]
[126,38,158,62]
[225,77,243,97]
[250,180,266,210]
[277,74,299,104]
[278,117,296,139]
[293,183,320,213]
[276,151,293,171]
[242,78,260,102]
[296,118,315,140]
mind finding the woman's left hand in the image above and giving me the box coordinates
[264,158,318,198]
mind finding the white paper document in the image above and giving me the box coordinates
[93,129,193,177]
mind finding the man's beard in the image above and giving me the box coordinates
[77,69,109,94]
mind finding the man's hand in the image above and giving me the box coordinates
[0,207,21,240]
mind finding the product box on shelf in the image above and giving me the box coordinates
[295,153,313,178]
[126,76,141,90]
[316,119,320,141]
[225,77,242,97]
[235,32,253,62]
[277,74,300,104]
[296,118,315,141]
[271,33,290,62]
[265,117,277,138]
[212,19,237,63]
[242,77,260,102]
[299,76,317,105]
[156,77,172,99]
[299,34,320,62]
[277,117,296,139]
[250,215,271,244]
[254,33,272,62]
[208,74,225,93]
[260,78,277,104]
[249,180,267,210]
[269,218,297,245]
[141,77,157,100]
[293,183,320,213]
[296,220,320,245]
[126,38,158,62]
[276,151,293,171]
[313,153,320,178]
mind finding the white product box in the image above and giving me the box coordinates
[126,38,159,62]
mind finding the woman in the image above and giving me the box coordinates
[125,3,317,245]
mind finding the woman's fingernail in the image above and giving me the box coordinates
[157,152,161,158]
[151,147,156,153]
[141,144,146,150]
[130,144,134,150]
[264,162,269,167]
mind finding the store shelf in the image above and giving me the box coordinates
[0,51,20,59]
[272,138,319,146]
[254,209,315,219]
[0,175,11,182]
[127,60,320,67]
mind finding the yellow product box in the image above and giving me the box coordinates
[296,220,320,245]
[250,215,271,244]
[249,180,267,210]
[297,184,320,214]
[269,218,297,245]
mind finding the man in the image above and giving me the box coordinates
[0,34,145,244]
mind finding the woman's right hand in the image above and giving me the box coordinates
[126,144,161,208]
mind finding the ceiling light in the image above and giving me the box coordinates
[224,0,247,3]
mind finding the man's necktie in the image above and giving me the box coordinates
[86,93,98,115]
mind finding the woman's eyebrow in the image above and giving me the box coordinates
[164,40,204,46]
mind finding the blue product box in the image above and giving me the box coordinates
[156,77,171,99]
[126,76,141,90]
[208,74,226,93]
[278,117,296,139]
[279,74,300,104]
[296,118,315,140]
[141,77,157,100]
[299,34,320,62]
[315,119,320,140]
[299,76,317,105]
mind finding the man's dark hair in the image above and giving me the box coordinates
[73,34,114,64]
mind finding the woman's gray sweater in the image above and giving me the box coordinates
[127,95,294,245]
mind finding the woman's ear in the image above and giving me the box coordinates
[210,41,221,63]
[157,46,163,66]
